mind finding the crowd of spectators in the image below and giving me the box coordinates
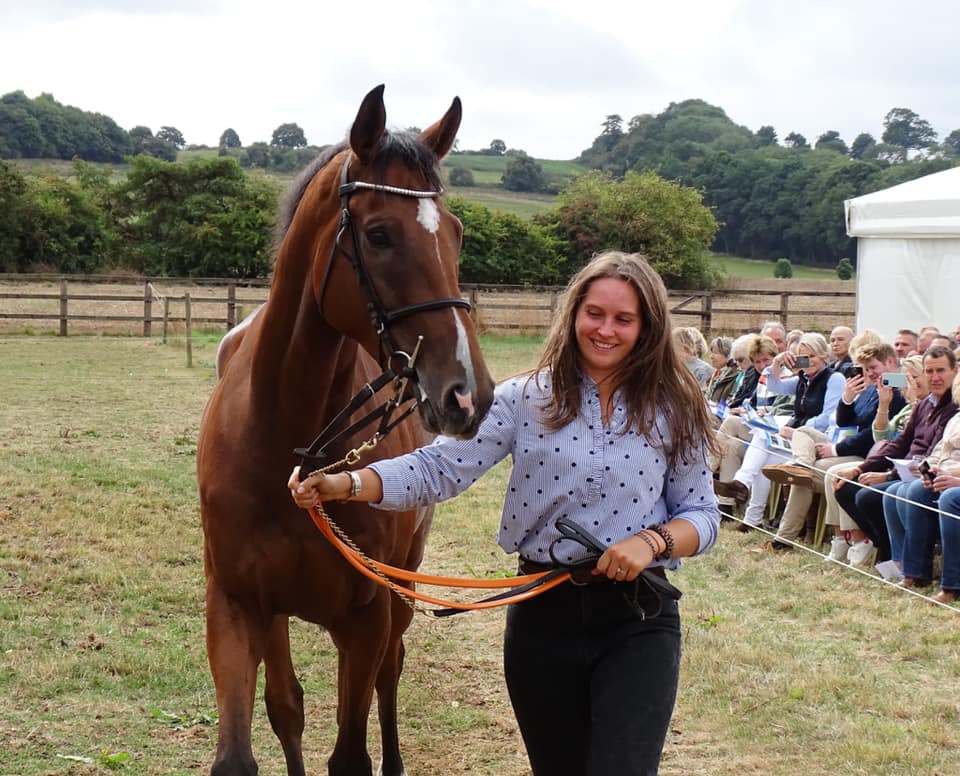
[674,320,960,604]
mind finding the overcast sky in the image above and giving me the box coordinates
[2,0,958,159]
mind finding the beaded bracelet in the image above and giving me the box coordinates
[649,524,675,559]
[636,530,660,558]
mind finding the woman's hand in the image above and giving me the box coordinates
[595,535,655,582]
[858,471,889,486]
[287,466,350,509]
[832,466,861,490]
[933,471,960,492]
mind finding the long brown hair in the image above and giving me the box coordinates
[531,251,717,465]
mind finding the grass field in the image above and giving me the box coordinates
[1,333,957,775]
[715,254,852,280]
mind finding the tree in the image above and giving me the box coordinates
[501,152,545,192]
[157,126,185,149]
[815,131,848,155]
[219,128,242,149]
[784,132,809,149]
[601,114,623,137]
[488,138,506,155]
[943,129,960,157]
[542,170,719,288]
[882,107,937,151]
[755,125,778,146]
[0,160,27,270]
[773,258,793,278]
[112,155,278,277]
[271,122,307,149]
[849,132,876,159]
[448,166,475,186]
[836,257,854,280]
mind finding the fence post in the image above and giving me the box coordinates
[469,287,479,330]
[59,278,68,336]
[185,293,193,368]
[162,297,170,344]
[780,292,790,330]
[227,282,236,330]
[143,280,152,337]
[702,292,713,336]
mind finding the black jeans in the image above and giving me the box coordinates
[503,578,681,776]
[835,479,896,562]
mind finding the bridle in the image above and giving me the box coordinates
[295,152,470,481]
[316,153,472,359]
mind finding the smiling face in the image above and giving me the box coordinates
[574,277,642,384]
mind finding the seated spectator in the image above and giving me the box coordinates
[709,335,779,513]
[715,333,844,542]
[893,329,919,359]
[884,372,960,589]
[917,326,941,355]
[872,355,925,443]
[762,341,907,558]
[704,336,739,404]
[673,326,713,386]
[829,325,855,372]
[832,345,960,566]
[786,329,804,349]
[761,320,788,353]
[931,333,956,350]
[926,485,960,603]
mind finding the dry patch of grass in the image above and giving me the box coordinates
[1,335,958,775]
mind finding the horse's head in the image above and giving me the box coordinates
[313,85,494,438]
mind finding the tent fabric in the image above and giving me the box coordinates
[844,165,960,336]
[845,166,960,237]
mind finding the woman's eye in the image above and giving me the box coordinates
[366,228,391,248]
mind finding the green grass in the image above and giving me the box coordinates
[1,333,958,775]
[448,186,557,218]
[714,253,854,280]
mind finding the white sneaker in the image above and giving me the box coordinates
[847,539,876,568]
[825,535,849,562]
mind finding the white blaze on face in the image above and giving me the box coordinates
[416,197,440,234]
[453,312,477,415]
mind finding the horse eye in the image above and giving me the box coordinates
[366,227,391,249]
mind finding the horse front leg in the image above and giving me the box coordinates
[264,616,306,776]
[375,593,413,776]
[327,591,393,776]
[206,579,267,776]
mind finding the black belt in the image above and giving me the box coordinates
[519,559,668,586]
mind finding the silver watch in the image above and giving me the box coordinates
[348,471,362,498]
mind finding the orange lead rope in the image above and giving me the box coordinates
[307,505,572,614]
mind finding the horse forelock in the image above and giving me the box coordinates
[270,130,443,263]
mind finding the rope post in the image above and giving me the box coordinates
[59,278,68,337]
[227,282,236,330]
[143,280,153,338]
[185,293,193,368]
[162,297,170,344]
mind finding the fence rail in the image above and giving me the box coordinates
[0,274,856,337]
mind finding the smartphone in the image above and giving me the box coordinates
[881,372,908,389]
[918,459,935,483]
[845,365,863,379]
[794,355,811,368]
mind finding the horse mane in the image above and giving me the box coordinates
[271,130,443,261]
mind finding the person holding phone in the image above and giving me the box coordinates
[290,250,720,775]
[834,345,959,566]
[884,371,960,590]
[715,333,845,546]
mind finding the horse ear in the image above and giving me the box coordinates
[350,85,387,164]
[420,96,462,160]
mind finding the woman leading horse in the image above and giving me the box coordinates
[197,85,495,776]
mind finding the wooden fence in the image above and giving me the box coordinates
[0,274,857,337]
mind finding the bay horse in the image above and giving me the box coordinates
[197,85,495,776]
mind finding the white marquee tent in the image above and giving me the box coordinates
[844,165,960,337]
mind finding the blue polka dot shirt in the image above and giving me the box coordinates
[369,371,720,569]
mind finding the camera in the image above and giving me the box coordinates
[918,459,935,483]
[793,355,811,368]
[881,372,908,389]
[843,365,863,379]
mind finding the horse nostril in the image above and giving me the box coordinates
[446,386,475,419]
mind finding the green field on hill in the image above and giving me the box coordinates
[714,254,851,280]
